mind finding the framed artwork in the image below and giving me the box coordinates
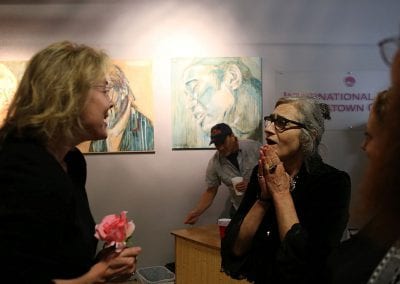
[0,59,154,153]
[77,60,155,154]
[171,57,262,149]
[0,61,27,127]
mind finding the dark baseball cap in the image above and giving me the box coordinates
[209,123,233,146]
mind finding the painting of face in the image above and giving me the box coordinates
[0,62,25,127]
[264,103,303,163]
[172,57,262,149]
[0,65,16,126]
[183,64,235,133]
[77,61,154,153]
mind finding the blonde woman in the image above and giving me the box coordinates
[0,41,141,283]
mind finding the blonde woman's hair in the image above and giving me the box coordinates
[0,41,110,145]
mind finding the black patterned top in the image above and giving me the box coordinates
[368,239,400,284]
[221,157,351,284]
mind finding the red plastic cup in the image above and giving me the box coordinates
[217,218,231,239]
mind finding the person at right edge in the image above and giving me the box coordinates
[221,96,351,284]
[324,35,400,284]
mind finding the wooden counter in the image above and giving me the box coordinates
[171,224,249,284]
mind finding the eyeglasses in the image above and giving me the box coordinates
[264,114,307,132]
[378,36,400,66]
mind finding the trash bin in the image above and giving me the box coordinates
[137,266,175,284]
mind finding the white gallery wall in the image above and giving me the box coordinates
[1,0,399,268]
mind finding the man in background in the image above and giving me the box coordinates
[184,123,261,224]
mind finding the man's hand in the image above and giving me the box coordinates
[184,210,201,225]
[233,180,248,193]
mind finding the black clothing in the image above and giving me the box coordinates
[324,216,399,284]
[368,239,400,283]
[221,158,351,284]
[0,137,97,283]
[325,232,388,284]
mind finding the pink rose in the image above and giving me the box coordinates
[94,211,135,252]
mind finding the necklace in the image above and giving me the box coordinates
[290,175,299,192]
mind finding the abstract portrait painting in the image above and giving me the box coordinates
[171,57,262,149]
[0,61,27,127]
[78,60,154,153]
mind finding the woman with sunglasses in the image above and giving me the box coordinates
[221,96,351,284]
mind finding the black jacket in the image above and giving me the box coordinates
[221,157,351,284]
[0,137,97,283]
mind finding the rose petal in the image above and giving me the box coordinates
[94,211,135,246]
[126,221,135,238]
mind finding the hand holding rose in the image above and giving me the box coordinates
[87,246,141,283]
[95,211,135,252]
[91,211,141,283]
[57,211,140,284]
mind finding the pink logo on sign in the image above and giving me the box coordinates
[344,75,356,87]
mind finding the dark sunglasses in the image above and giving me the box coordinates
[264,114,307,132]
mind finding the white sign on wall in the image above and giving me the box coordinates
[275,71,390,130]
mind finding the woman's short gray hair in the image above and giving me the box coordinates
[275,96,331,160]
